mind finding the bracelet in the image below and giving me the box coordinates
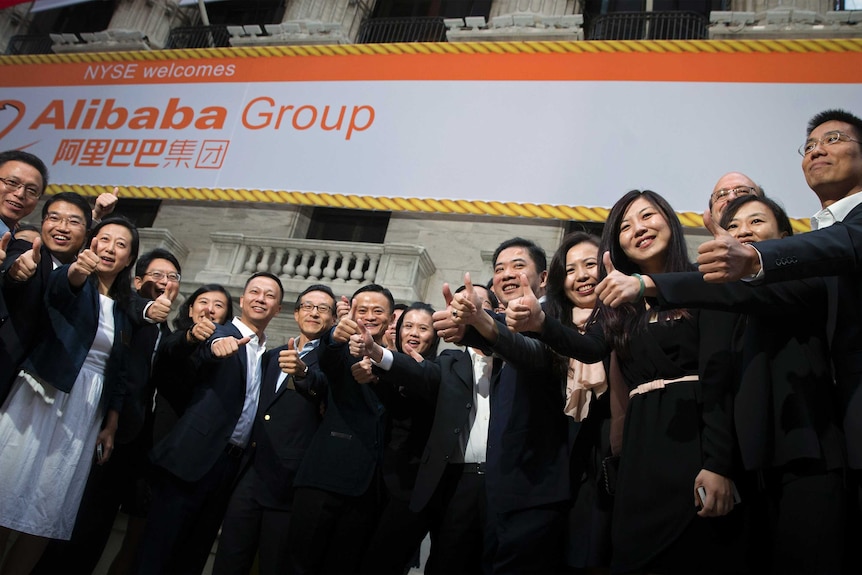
[632,273,646,300]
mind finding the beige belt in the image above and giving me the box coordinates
[629,374,699,398]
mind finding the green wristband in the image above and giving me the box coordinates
[632,273,645,300]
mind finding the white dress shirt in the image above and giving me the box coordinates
[225,317,267,448]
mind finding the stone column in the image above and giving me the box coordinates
[0,3,35,55]
[107,0,192,49]
[283,0,373,42]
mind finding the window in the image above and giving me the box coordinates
[202,0,286,26]
[27,0,115,35]
[371,0,492,18]
[306,208,390,244]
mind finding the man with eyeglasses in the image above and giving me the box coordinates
[32,249,183,575]
[0,150,49,238]
[214,284,335,574]
[708,172,764,221]
[698,108,862,569]
[0,192,92,404]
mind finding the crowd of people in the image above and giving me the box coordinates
[0,106,859,575]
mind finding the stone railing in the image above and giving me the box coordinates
[709,8,862,38]
[444,13,584,42]
[195,234,436,304]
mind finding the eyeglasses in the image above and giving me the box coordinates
[144,270,181,282]
[0,177,41,201]
[711,186,756,202]
[799,130,862,156]
[44,212,86,228]
[297,302,333,314]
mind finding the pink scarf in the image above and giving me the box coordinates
[565,307,607,422]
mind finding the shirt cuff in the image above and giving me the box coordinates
[373,348,394,371]
[142,300,157,324]
[741,245,764,282]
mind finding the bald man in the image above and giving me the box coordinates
[708,172,764,221]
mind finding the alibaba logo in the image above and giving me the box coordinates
[0,100,26,143]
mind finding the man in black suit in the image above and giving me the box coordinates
[0,192,92,403]
[359,284,501,574]
[288,284,393,574]
[213,284,335,574]
[32,249,182,575]
[437,238,569,574]
[696,108,862,569]
[137,272,283,575]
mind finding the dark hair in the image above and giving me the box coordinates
[135,248,181,279]
[545,232,601,328]
[492,237,547,273]
[0,150,49,194]
[42,192,93,231]
[597,190,693,357]
[807,109,862,143]
[245,271,284,303]
[89,216,139,312]
[173,284,234,331]
[351,283,395,314]
[719,194,793,238]
[394,302,439,360]
[455,282,500,312]
[393,303,409,314]
[294,283,336,310]
[14,223,39,235]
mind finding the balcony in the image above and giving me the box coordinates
[587,11,709,39]
[6,34,53,55]
[356,17,447,43]
[196,233,437,305]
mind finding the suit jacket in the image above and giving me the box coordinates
[115,319,171,445]
[651,272,845,472]
[752,202,862,467]
[462,316,570,513]
[0,239,54,403]
[248,341,326,508]
[293,328,386,497]
[384,348,502,513]
[22,265,130,413]
[150,322,249,483]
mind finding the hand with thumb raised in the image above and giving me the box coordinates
[212,335,250,358]
[333,298,360,343]
[596,251,644,308]
[697,209,761,283]
[505,273,543,333]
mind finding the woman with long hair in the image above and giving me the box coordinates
[0,217,139,573]
[601,193,845,573]
[545,231,613,571]
[508,190,741,573]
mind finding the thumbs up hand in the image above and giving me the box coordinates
[147,280,179,324]
[279,338,306,375]
[333,298,360,343]
[596,252,646,308]
[505,273,544,333]
[69,238,100,286]
[212,335,250,358]
[93,186,120,221]
[351,355,378,385]
[450,273,480,325]
[7,234,41,282]
[697,209,761,282]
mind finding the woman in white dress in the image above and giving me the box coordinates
[0,217,139,574]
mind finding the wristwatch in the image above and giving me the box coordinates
[295,364,309,380]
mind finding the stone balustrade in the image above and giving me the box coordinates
[445,12,584,41]
[709,8,861,38]
[195,234,436,304]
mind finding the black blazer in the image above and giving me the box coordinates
[751,202,862,467]
[385,348,501,513]
[150,322,249,483]
[651,272,845,472]
[0,239,53,403]
[248,342,326,508]
[462,316,570,513]
[293,328,386,497]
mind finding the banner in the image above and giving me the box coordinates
[1,41,861,219]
